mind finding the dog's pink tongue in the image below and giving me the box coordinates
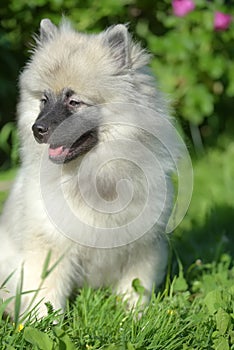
[48,146,64,158]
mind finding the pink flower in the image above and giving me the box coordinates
[172,0,195,17]
[214,12,232,31]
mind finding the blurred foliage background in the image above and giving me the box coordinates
[0,0,233,168]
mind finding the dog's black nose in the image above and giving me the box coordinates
[32,123,49,143]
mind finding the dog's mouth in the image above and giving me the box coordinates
[48,129,98,164]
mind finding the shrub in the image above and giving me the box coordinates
[135,0,234,147]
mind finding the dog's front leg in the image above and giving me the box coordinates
[17,248,74,320]
[114,237,168,311]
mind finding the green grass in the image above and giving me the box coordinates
[174,139,234,266]
[0,142,234,350]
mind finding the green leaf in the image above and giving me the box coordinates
[215,308,230,335]
[132,278,145,295]
[183,84,214,124]
[0,122,15,153]
[173,259,188,292]
[212,336,230,350]
[204,290,223,315]
[53,326,76,350]
[24,327,54,350]
[173,274,188,292]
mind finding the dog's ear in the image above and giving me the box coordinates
[40,19,58,43]
[104,24,130,68]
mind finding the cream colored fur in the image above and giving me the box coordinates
[0,19,178,319]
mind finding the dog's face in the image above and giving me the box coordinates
[27,19,137,164]
[32,87,99,164]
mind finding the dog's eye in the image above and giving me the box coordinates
[69,99,82,107]
[40,96,48,105]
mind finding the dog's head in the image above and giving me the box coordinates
[23,19,151,163]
